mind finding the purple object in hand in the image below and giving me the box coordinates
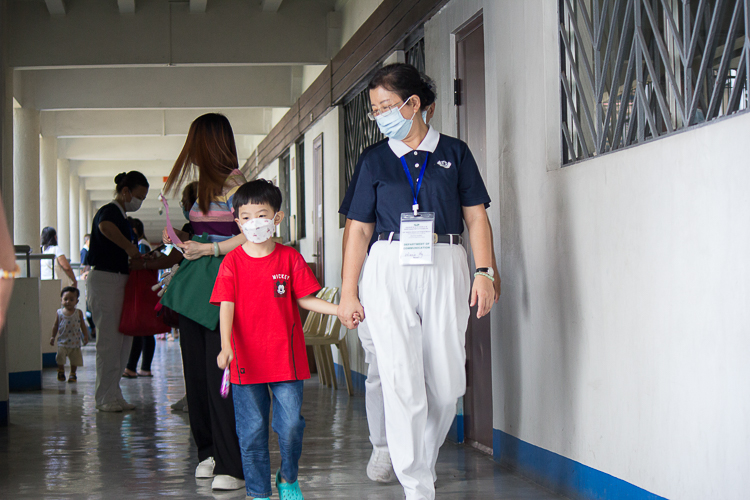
[220,367,230,398]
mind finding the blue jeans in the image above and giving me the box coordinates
[232,381,305,498]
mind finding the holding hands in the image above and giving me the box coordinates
[337,294,365,330]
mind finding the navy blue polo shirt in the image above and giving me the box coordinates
[346,131,490,235]
[88,202,136,274]
[340,140,387,250]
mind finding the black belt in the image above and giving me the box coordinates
[378,232,463,245]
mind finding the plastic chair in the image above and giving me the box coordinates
[304,287,354,396]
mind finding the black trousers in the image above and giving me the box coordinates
[179,314,244,478]
[126,336,155,372]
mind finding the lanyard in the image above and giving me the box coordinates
[400,152,429,216]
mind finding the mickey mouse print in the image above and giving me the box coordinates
[273,273,290,297]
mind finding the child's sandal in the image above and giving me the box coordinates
[57,371,66,382]
[275,469,304,500]
[68,373,77,383]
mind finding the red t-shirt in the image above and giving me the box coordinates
[210,243,321,384]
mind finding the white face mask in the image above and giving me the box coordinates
[124,196,143,212]
[241,216,276,244]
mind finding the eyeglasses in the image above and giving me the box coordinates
[366,97,412,121]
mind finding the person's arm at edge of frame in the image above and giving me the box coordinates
[50,313,60,346]
[0,193,16,330]
[216,301,235,370]
[462,204,495,318]
[487,219,500,302]
[337,219,374,329]
[78,309,89,345]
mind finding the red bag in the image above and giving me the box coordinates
[119,269,171,336]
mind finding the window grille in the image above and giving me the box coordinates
[560,0,750,164]
[342,88,385,192]
[406,37,426,74]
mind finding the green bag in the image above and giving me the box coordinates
[160,233,224,331]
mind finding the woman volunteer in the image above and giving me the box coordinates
[338,63,496,500]
[161,113,246,492]
[87,171,149,412]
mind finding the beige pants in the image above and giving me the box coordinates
[56,347,83,366]
[87,270,132,406]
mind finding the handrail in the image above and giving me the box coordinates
[13,252,58,279]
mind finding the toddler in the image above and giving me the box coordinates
[211,179,355,500]
[50,286,89,382]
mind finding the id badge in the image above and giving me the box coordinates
[399,212,435,266]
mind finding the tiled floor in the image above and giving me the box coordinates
[0,341,564,499]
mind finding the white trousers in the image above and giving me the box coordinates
[361,241,470,500]
[357,317,388,449]
[88,270,132,406]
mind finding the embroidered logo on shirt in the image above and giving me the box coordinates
[273,274,290,297]
[437,160,452,169]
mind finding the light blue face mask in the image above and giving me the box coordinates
[421,110,428,123]
[375,98,417,141]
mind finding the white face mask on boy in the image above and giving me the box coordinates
[241,216,276,243]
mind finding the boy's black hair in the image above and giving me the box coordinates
[61,286,80,299]
[232,179,282,214]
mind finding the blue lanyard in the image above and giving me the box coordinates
[400,152,429,215]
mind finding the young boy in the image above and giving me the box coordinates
[212,180,350,500]
[50,286,89,382]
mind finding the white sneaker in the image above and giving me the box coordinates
[195,457,215,478]
[211,474,245,490]
[367,447,396,483]
[96,402,123,412]
[118,399,136,410]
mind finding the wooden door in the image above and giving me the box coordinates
[456,14,493,452]
[312,134,325,284]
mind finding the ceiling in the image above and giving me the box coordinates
[9,0,339,239]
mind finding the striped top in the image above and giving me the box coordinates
[189,169,247,242]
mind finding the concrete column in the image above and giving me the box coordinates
[39,135,57,230]
[12,108,40,253]
[56,159,70,256]
[69,173,79,262]
[78,183,86,263]
[87,200,93,235]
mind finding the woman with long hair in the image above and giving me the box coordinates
[87,171,149,412]
[338,63,496,500]
[40,227,77,287]
[161,113,246,491]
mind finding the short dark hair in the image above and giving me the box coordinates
[61,286,80,299]
[128,217,145,240]
[232,179,282,214]
[368,63,436,110]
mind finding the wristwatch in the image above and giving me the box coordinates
[476,267,494,278]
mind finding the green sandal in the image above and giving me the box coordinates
[275,469,304,500]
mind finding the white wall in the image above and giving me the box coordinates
[428,1,750,499]
[336,0,384,49]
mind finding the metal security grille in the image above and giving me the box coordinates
[560,0,750,164]
[343,88,385,190]
[407,37,426,73]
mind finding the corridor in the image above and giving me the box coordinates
[0,341,563,499]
